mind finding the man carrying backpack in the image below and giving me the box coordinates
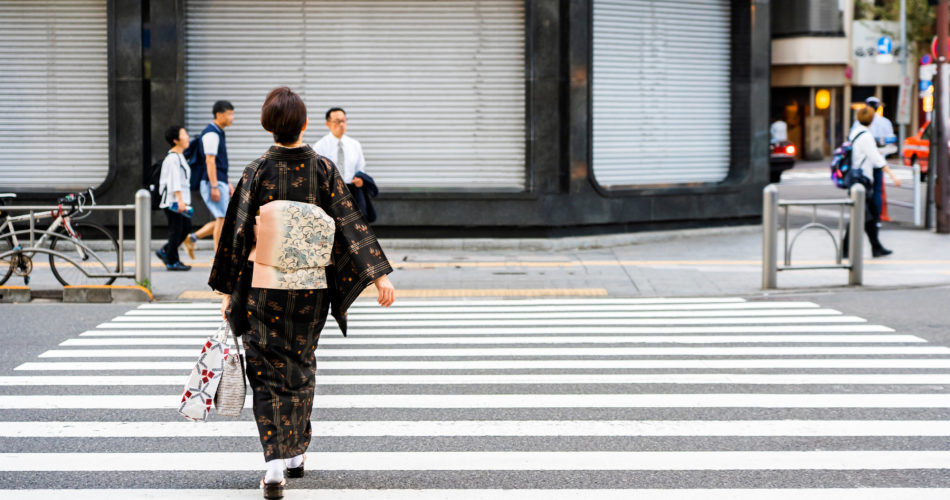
[844,105,903,258]
[155,125,193,271]
[188,100,235,254]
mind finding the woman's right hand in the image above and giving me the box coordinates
[373,275,395,307]
[220,294,230,320]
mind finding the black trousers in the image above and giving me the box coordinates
[162,209,192,265]
[843,180,884,254]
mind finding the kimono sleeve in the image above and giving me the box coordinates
[208,161,261,294]
[321,157,392,332]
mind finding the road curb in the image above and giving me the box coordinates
[63,285,153,303]
[0,286,30,303]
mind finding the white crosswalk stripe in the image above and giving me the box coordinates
[2,297,949,497]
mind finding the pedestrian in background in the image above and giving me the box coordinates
[209,88,395,498]
[770,115,787,145]
[850,96,895,145]
[189,100,235,254]
[156,125,193,271]
[314,107,378,221]
[845,105,902,258]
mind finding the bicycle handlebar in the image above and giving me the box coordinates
[56,187,96,217]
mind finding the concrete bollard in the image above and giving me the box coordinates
[848,183,865,286]
[135,189,151,285]
[762,184,779,289]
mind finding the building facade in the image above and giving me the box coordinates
[0,0,770,235]
[770,0,914,161]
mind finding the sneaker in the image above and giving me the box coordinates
[166,262,192,271]
[183,233,197,260]
[155,248,168,265]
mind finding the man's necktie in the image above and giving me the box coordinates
[337,141,346,175]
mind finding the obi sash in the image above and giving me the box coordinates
[248,200,335,289]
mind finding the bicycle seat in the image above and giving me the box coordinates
[0,193,16,199]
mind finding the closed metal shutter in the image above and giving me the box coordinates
[0,0,109,192]
[185,0,525,191]
[592,0,731,187]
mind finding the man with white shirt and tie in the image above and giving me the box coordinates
[315,107,366,190]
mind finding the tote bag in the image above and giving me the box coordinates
[178,322,233,422]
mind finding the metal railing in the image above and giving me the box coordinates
[762,184,865,289]
[886,163,923,227]
[1,189,151,284]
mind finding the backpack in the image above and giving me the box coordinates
[147,159,164,210]
[184,136,205,191]
[148,154,187,210]
[830,130,869,189]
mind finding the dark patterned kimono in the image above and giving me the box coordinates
[208,145,392,461]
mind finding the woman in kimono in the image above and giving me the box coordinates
[209,87,395,498]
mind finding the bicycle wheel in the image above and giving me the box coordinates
[49,222,119,286]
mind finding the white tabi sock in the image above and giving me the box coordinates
[264,458,284,484]
[286,454,304,469]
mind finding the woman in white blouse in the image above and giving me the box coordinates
[846,105,902,257]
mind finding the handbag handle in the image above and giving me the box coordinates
[218,321,245,381]
[213,320,230,343]
[214,320,244,357]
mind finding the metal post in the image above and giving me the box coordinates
[762,185,778,289]
[134,189,151,284]
[898,0,907,159]
[117,209,124,274]
[913,162,923,227]
[937,0,950,233]
[848,184,865,286]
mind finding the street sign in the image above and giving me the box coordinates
[921,63,937,81]
[921,80,935,94]
[932,36,950,58]
[922,54,934,65]
[877,36,893,55]
[897,76,912,125]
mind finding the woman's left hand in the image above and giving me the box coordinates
[373,275,395,307]
[220,294,230,320]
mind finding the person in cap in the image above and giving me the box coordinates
[850,96,895,144]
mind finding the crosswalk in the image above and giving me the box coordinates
[1,297,949,498]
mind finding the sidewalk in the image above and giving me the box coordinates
[118,224,950,301]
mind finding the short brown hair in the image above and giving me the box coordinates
[261,87,307,144]
[856,105,876,126]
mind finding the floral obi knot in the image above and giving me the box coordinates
[248,200,335,289]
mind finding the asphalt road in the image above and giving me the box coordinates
[0,290,948,497]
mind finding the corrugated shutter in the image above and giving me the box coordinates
[185,0,525,191]
[592,0,731,187]
[0,0,109,192]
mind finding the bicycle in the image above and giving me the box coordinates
[0,188,120,286]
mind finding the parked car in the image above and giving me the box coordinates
[903,121,934,176]
[769,140,796,183]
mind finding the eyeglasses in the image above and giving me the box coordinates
[330,119,347,124]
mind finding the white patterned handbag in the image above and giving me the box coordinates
[178,322,232,422]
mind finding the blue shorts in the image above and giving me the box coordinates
[199,179,230,218]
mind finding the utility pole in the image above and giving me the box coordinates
[938,0,950,233]
[899,0,907,159]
